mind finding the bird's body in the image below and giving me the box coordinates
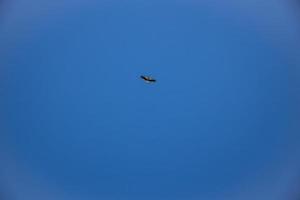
[140,75,156,83]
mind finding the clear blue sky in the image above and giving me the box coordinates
[1,1,300,200]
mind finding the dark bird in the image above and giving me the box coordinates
[140,75,156,83]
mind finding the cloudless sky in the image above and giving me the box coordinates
[1,1,300,200]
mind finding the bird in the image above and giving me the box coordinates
[140,75,156,83]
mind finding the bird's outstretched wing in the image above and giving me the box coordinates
[141,75,156,82]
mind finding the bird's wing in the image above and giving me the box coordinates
[141,75,156,82]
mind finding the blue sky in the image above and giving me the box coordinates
[1,1,300,200]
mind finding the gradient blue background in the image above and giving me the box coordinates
[1,1,300,200]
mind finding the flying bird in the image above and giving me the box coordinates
[140,75,156,83]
